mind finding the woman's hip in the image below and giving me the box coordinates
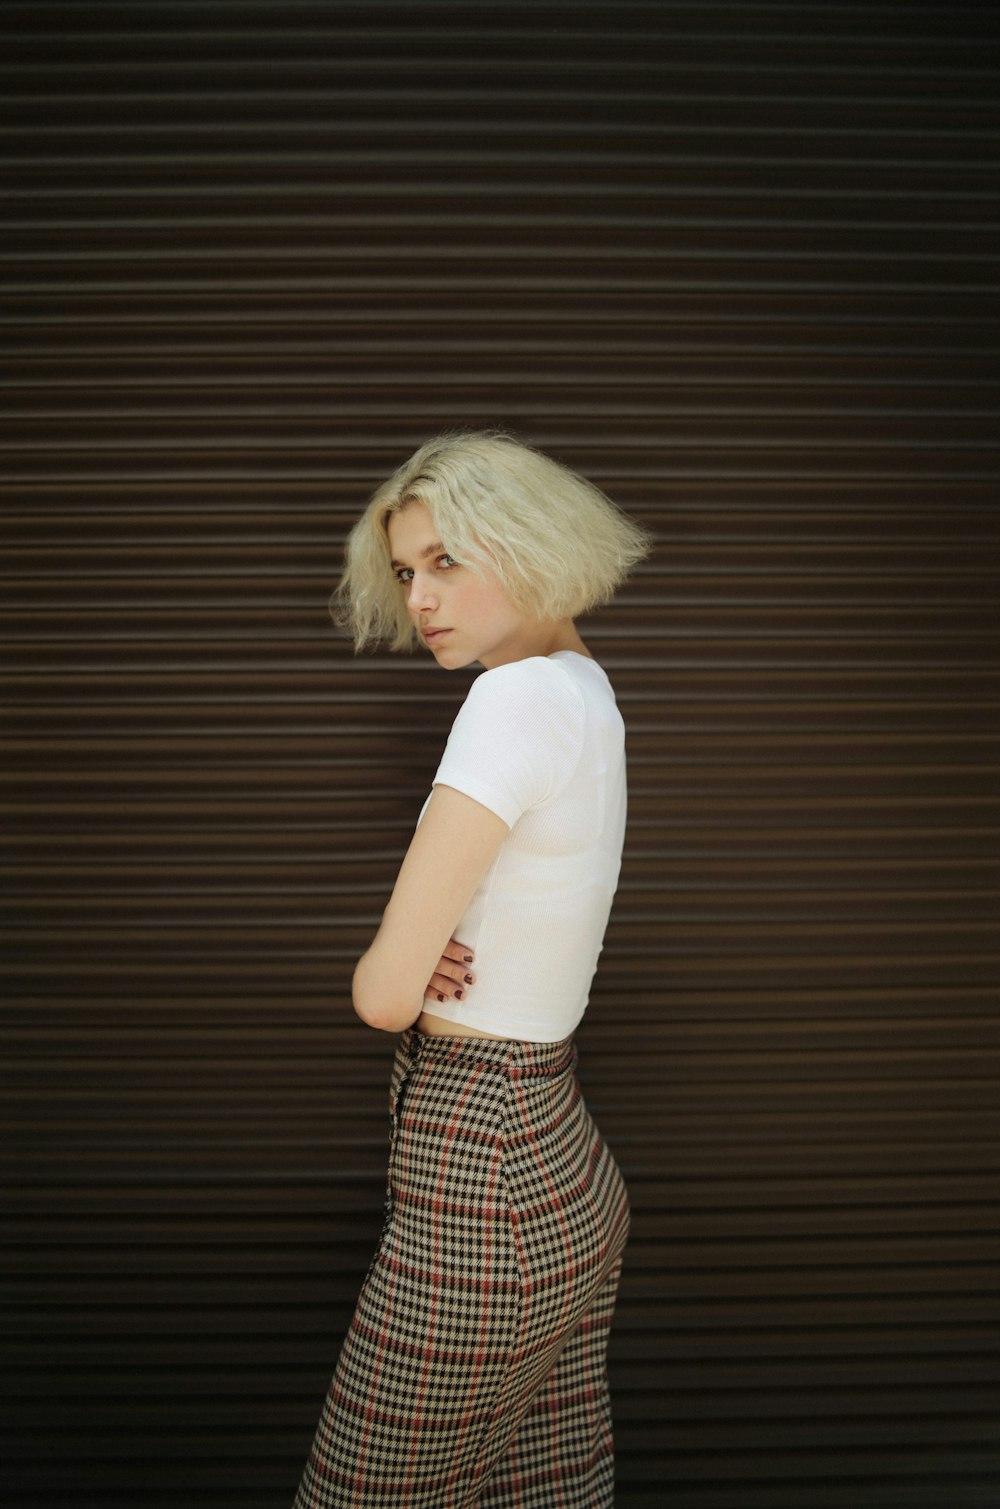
[387,1028,629,1285]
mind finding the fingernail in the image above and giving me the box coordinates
[463,954,473,963]
[464,974,474,984]
[436,993,445,1002]
[454,989,464,1000]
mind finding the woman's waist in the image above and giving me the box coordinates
[416,1008,515,1042]
[415,987,586,1047]
[401,1021,577,1078]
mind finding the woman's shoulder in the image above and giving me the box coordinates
[448,659,589,758]
[476,653,572,684]
[464,655,587,715]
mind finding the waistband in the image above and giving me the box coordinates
[400,1027,576,1079]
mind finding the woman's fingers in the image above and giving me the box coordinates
[440,937,475,966]
[423,939,475,1003]
[429,969,470,996]
[436,956,475,987]
[425,977,462,1003]
[424,967,474,1002]
[435,941,475,986]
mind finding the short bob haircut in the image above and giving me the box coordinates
[333,428,653,652]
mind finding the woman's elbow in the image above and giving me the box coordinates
[353,990,404,1033]
[352,955,419,1034]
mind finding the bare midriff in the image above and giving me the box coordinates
[416,1008,515,1042]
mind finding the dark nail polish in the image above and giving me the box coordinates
[464,974,474,984]
[455,989,464,1000]
[463,955,473,963]
[436,993,444,1002]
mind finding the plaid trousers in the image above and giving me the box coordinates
[292,1028,630,1507]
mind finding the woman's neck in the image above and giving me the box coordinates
[478,618,591,670]
[531,622,592,662]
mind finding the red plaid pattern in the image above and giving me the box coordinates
[293,1029,630,1507]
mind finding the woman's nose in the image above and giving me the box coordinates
[407,575,438,613]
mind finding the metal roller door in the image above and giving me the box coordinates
[3,4,998,1505]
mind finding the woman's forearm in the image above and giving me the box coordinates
[348,784,507,1033]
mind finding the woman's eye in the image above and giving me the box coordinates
[393,555,456,584]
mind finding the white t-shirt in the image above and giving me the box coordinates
[422,650,627,1042]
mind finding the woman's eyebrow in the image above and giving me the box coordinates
[389,541,445,569]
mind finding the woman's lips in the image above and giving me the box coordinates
[423,628,452,644]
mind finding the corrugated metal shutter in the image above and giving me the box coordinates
[4,4,998,1506]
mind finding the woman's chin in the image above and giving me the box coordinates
[431,643,477,671]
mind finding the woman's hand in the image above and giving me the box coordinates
[425,937,476,1006]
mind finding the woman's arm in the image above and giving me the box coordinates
[352,783,508,1033]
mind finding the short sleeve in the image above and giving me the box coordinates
[432,658,586,828]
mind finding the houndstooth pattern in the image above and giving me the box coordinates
[292,1029,630,1507]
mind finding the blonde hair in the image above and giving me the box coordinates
[333,428,653,652]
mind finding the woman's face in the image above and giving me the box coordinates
[386,501,535,670]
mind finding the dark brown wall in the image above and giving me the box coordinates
[3,4,999,1506]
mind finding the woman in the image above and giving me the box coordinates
[293,430,651,1508]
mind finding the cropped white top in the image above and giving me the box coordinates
[422,650,627,1042]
